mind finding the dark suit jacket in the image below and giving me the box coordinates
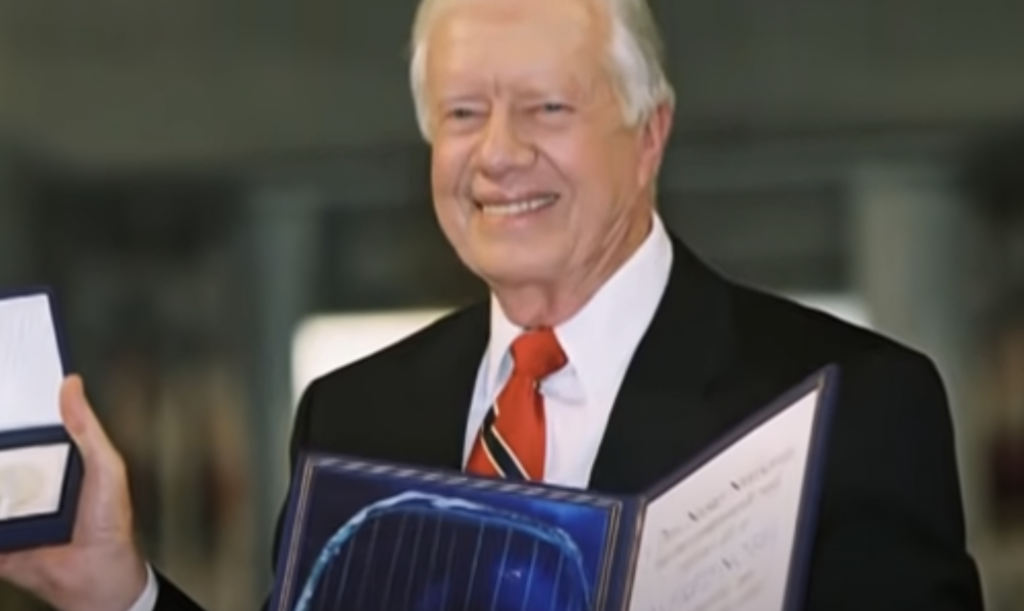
[155,234,984,610]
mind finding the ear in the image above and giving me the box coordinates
[636,102,674,188]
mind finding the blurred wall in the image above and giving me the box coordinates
[0,0,1023,170]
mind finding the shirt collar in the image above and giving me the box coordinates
[483,213,674,405]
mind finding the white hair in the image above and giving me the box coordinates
[408,0,676,142]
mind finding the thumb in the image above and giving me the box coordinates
[60,375,117,465]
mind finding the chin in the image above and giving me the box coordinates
[453,224,567,280]
[473,254,563,290]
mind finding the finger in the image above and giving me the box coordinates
[59,375,117,466]
[59,376,134,549]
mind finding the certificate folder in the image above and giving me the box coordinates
[270,365,838,611]
[0,289,83,552]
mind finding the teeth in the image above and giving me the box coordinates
[479,195,557,216]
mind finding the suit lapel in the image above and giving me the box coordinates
[589,235,738,495]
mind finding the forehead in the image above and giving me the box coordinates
[425,0,610,88]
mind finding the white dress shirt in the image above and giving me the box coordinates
[463,213,673,488]
[127,213,673,611]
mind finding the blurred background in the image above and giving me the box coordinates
[1,0,1023,609]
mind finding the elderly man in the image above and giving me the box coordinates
[0,0,985,609]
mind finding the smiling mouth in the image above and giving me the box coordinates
[474,194,559,217]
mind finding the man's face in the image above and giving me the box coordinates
[424,0,670,295]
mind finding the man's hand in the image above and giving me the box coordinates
[0,375,148,611]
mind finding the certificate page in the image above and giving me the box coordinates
[627,386,823,611]
[0,293,69,520]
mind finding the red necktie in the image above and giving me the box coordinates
[466,327,567,481]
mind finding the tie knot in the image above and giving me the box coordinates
[510,327,567,380]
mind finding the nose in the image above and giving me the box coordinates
[474,110,535,178]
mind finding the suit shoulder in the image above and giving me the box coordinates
[728,282,937,374]
[299,302,486,401]
[286,302,487,461]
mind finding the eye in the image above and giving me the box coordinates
[538,102,569,113]
[447,107,479,120]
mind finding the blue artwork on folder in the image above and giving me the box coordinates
[278,461,622,611]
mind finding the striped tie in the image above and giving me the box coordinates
[466,327,567,481]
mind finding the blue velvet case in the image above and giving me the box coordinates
[0,288,83,553]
